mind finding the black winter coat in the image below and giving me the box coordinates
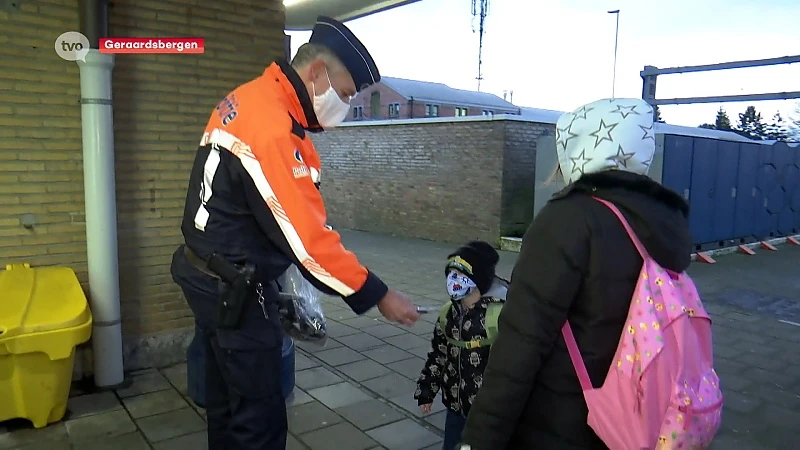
[414,281,508,417]
[461,170,692,450]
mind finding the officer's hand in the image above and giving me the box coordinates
[377,289,420,327]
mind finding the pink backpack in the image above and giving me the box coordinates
[561,197,723,450]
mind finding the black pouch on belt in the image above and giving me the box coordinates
[207,253,257,330]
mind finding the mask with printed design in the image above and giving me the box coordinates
[446,270,477,301]
[312,68,351,129]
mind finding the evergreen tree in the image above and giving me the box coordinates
[734,106,766,140]
[714,107,732,130]
[764,111,789,141]
[697,107,731,131]
[788,102,800,142]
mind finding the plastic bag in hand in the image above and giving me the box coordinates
[276,264,328,345]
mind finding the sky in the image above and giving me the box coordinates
[287,0,800,128]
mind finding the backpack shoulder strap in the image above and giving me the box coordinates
[483,302,503,344]
[438,302,451,330]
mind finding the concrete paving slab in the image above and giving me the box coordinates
[386,357,426,380]
[362,345,416,365]
[366,419,441,450]
[382,333,430,351]
[362,373,418,399]
[152,430,208,450]
[64,409,137,441]
[314,346,367,366]
[71,431,150,450]
[306,382,374,409]
[287,401,344,435]
[295,367,344,390]
[135,408,206,443]
[336,359,394,382]
[0,422,67,449]
[66,392,123,419]
[335,399,406,431]
[115,370,173,398]
[336,332,387,351]
[299,421,377,450]
[122,388,190,419]
[160,363,189,395]
[362,323,409,339]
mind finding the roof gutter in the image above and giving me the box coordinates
[285,0,422,31]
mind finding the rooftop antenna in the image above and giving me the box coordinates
[472,0,489,91]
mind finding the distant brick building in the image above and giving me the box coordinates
[345,76,521,122]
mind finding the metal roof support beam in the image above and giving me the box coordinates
[641,55,800,76]
[639,55,800,120]
[652,91,800,106]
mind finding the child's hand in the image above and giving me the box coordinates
[420,403,432,414]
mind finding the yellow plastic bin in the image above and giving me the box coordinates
[0,263,93,428]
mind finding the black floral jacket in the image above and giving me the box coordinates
[414,280,507,417]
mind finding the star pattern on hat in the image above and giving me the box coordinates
[573,105,595,121]
[556,121,580,151]
[606,144,635,168]
[639,123,656,143]
[569,148,591,178]
[611,104,640,119]
[588,119,618,149]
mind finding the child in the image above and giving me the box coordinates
[414,241,507,450]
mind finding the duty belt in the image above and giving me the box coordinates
[182,245,260,329]
[183,246,220,279]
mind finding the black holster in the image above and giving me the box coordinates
[207,253,257,330]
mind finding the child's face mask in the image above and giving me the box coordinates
[446,270,476,301]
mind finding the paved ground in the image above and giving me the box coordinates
[1,230,799,450]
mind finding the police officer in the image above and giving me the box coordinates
[170,16,420,450]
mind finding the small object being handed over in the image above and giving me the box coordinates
[415,305,440,314]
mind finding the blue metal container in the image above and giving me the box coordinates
[773,142,797,236]
[754,144,778,239]
[733,143,761,241]
[710,140,739,243]
[688,137,716,245]
[187,323,296,408]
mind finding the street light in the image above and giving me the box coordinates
[608,9,620,98]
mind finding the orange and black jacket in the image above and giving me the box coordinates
[179,61,387,314]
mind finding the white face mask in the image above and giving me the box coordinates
[446,271,477,301]
[312,69,351,129]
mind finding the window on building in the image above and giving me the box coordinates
[370,92,381,118]
[353,106,363,119]
[455,107,468,117]
[388,103,401,118]
[425,104,439,117]
[482,110,494,116]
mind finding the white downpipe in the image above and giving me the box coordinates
[77,49,125,388]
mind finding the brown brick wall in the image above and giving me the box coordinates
[0,0,286,346]
[344,82,519,122]
[311,117,551,245]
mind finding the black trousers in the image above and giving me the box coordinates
[171,247,287,450]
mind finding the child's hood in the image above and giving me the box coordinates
[481,277,508,303]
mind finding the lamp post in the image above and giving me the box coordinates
[608,9,620,98]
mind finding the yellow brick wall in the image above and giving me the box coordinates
[0,0,286,340]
